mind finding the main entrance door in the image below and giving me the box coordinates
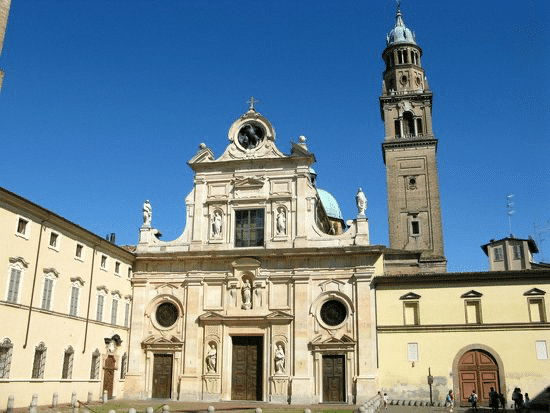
[231,336,263,400]
[323,355,345,402]
[458,350,500,406]
[152,354,173,399]
[103,355,116,399]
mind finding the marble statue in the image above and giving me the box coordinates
[356,188,367,217]
[206,344,217,373]
[143,200,152,227]
[276,207,286,235]
[242,279,251,309]
[212,211,222,237]
[275,345,285,374]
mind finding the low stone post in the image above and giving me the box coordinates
[87,392,93,403]
[52,393,58,408]
[109,409,116,413]
[146,407,154,413]
[207,407,215,413]
[255,409,262,413]
[129,408,136,413]
[72,392,78,413]
[7,395,14,413]
[29,394,38,413]
[102,391,108,403]
[162,405,170,413]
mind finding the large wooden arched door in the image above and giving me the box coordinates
[458,350,500,406]
[103,355,116,399]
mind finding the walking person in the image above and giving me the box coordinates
[489,387,499,412]
[446,390,455,412]
[469,389,478,411]
[512,387,524,412]
[383,392,388,409]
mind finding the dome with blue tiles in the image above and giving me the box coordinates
[318,189,343,221]
[386,4,416,46]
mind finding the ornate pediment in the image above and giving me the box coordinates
[319,279,345,292]
[188,145,215,165]
[198,310,294,324]
[141,335,184,349]
[310,334,356,351]
[524,288,546,296]
[265,311,294,321]
[233,176,265,189]
[155,283,180,295]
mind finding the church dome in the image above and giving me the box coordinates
[317,189,343,221]
[386,6,416,46]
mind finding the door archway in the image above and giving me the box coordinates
[458,350,500,406]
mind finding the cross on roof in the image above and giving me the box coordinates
[247,96,259,111]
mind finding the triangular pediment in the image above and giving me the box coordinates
[155,283,180,292]
[524,288,545,296]
[142,335,184,347]
[198,311,223,321]
[461,290,483,298]
[266,311,294,320]
[319,279,345,292]
[188,146,215,165]
[310,334,356,348]
[400,292,421,300]
[234,176,265,189]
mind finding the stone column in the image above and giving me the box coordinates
[191,179,206,248]
[293,169,309,248]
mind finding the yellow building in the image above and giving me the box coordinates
[0,187,135,407]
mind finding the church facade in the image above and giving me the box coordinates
[1,4,549,409]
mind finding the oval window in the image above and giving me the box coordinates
[320,300,347,326]
[155,302,178,328]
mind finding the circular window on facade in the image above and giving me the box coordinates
[320,300,347,327]
[155,302,178,328]
[237,122,265,150]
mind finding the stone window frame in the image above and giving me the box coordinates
[48,230,61,251]
[123,297,131,328]
[464,299,483,324]
[74,243,84,261]
[310,290,355,333]
[68,277,84,317]
[535,340,548,360]
[90,349,100,379]
[0,338,13,378]
[100,255,108,271]
[114,261,121,276]
[96,286,108,322]
[61,345,74,379]
[512,244,523,260]
[31,342,47,379]
[400,292,421,326]
[120,352,128,379]
[15,215,30,239]
[527,297,547,323]
[111,291,121,326]
[6,258,28,304]
[41,269,59,311]
[493,246,504,261]
[234,208,265,248]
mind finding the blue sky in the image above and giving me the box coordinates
[0,0,548,271]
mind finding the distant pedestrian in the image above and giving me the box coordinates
[468,389,478,411]
[446,390,455,412]
[383,393,388,409]
[499,393,506,409]
[489,387,499,412]
[525,393,530,404]
[512,387,524,412]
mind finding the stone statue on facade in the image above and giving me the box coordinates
[356,188,367,217]
[274,345,285,374]
[242,279,252,309]
[143,200,152,227]
[276,207,286,235]
[211,210,222,237]
[206,344,217,373]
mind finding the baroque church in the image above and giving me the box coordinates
[1,4,548,409]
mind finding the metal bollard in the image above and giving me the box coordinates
[29,394,38,413]
[7,395,14,413]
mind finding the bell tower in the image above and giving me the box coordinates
[380,3,446,269]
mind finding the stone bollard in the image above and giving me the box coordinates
[29,394,38,413]
[72,392,78,413]
[207,407,215,413]
[52,393,59,408]
[87,392,93,403]
[109,410,116,413]
[146,407,154,413]
[163,405,170,413]
[7,395,14,413]
[255,409,262,413]
[304,410,311,413]
[129,409,136,413]
[102,391,108,403]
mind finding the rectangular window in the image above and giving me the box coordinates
[17,218,28,235]
[42,278,54,310]
[536,340,548,360]
[49,232,58,248]
[407,343,419,361]
[465,300,482,324]
[69,286,79,316]
[124,301,130,327]
[528,298,546,323]
[0,340,13,378]
[235,209,264,247]
[61,350,74,379]
[7,268,21,303]
[96,295,104,322]
[111,298,118,325]
[100,255,107,269]
[494,247,504,261]
[75,244,83,259]
[410,220,420,235]
[127,267,132,278]
[90,352,100,379]
[394,120,401,138]
[513,245,522,260]
[115,261,120,274]
[404,301,419,325]
[31,347,46,379]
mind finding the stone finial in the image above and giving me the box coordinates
[199,143,207,149]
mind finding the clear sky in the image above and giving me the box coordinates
[1,0,549,272]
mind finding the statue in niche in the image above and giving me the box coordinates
[274,344,285,374]
[356,188,367,217]
[143,200,152,227]
[276,207,286,235]
[206,344,217,373]
[241,279,252,309]
[211,210,222,237]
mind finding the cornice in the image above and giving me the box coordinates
[378,322,550,333]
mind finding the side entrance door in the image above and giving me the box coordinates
[231,336,263,400]
[152,354,173,399]
[323,355,345,403]
[458,350,500,406]
[103,355,116,399]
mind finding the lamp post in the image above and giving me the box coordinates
[427,367,434,406]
